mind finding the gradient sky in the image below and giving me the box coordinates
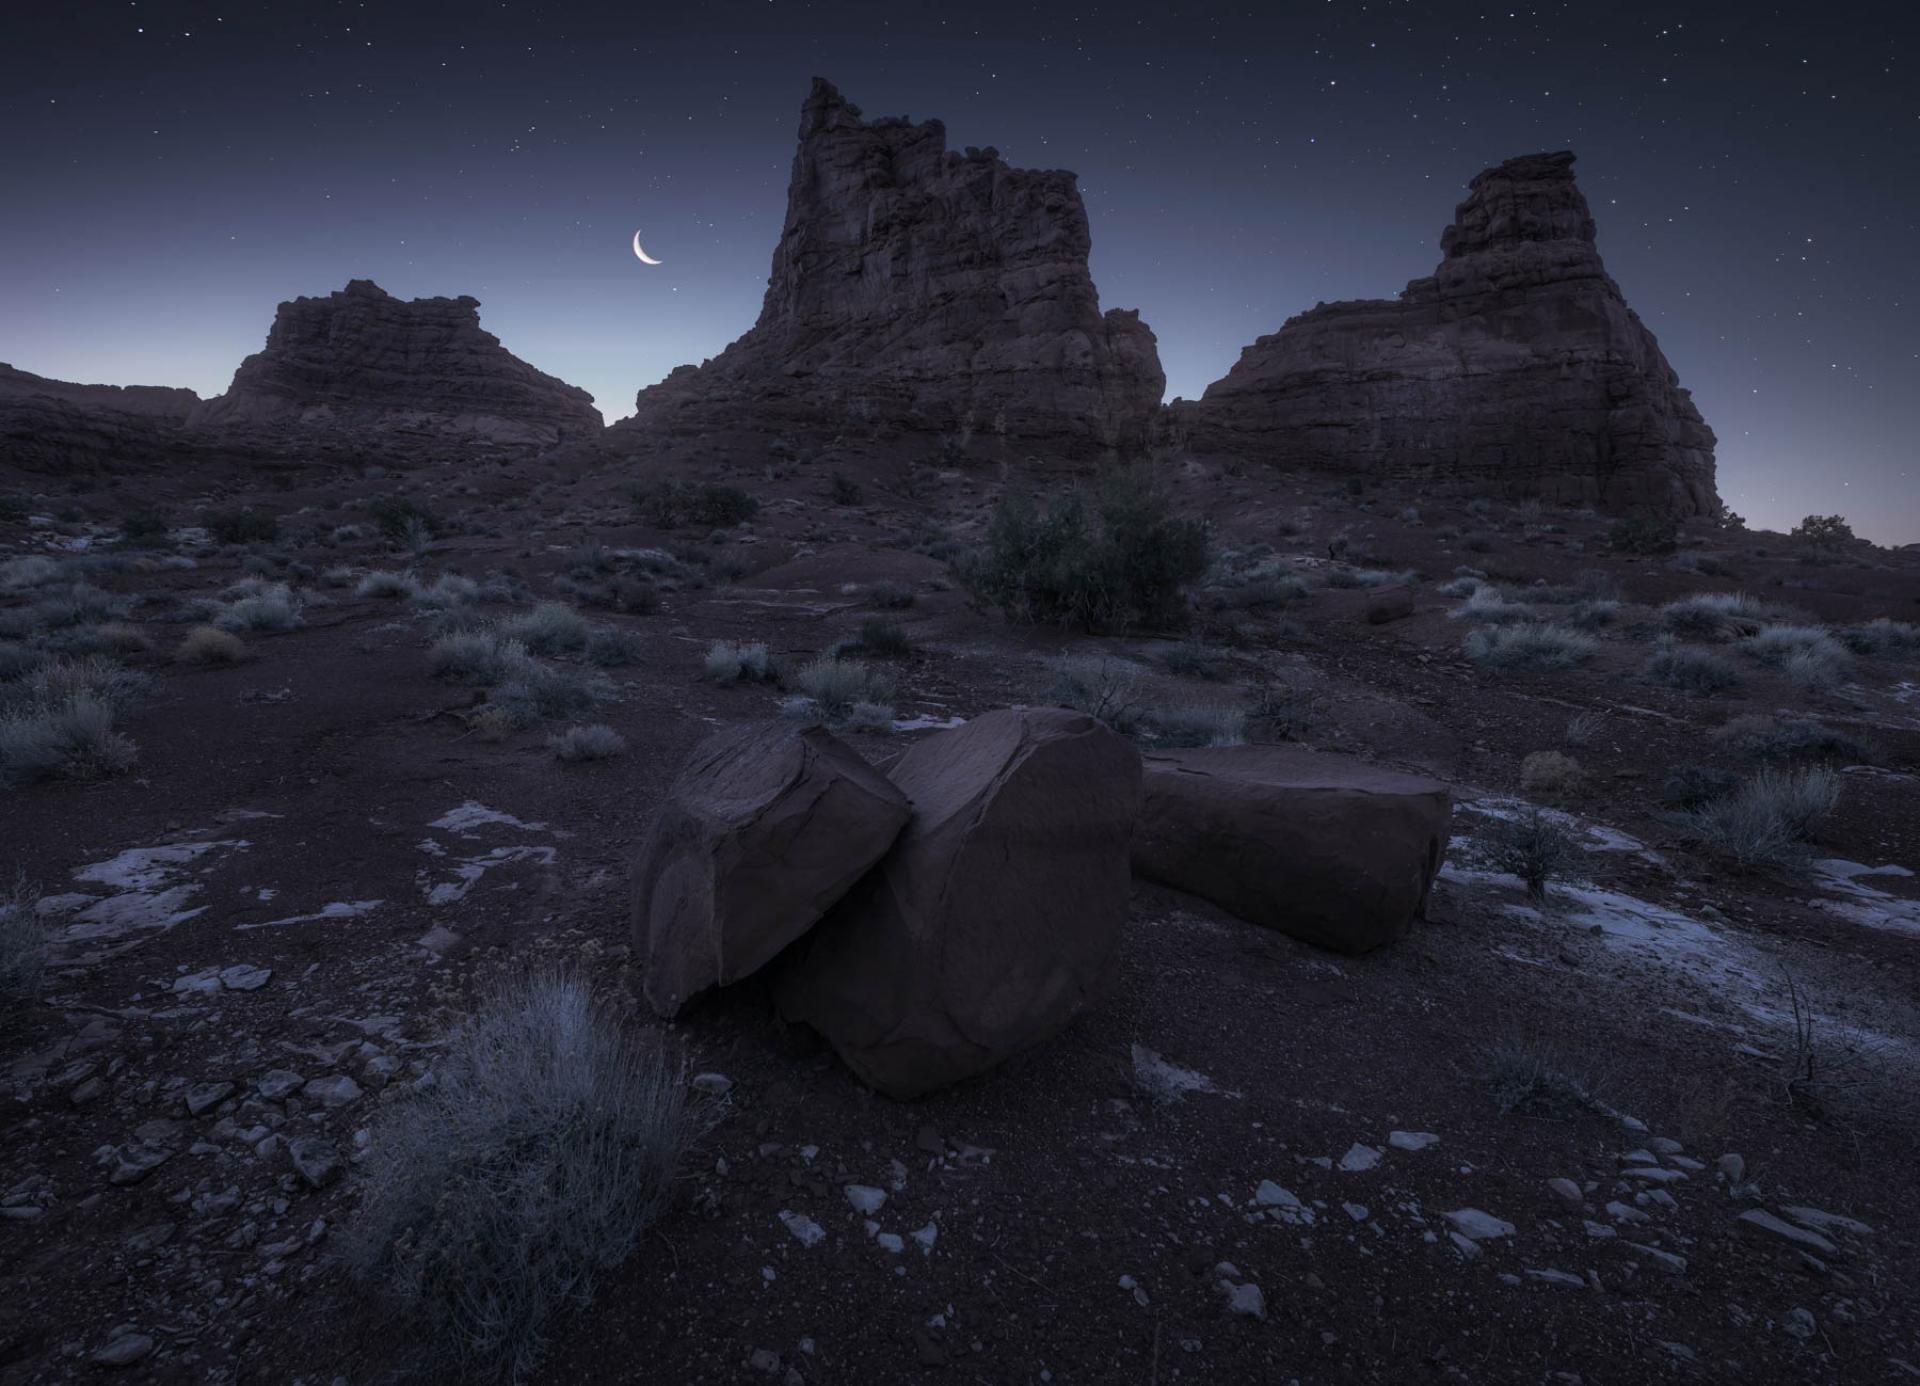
[3,2,1913,542]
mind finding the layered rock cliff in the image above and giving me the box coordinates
[0,363,200,472]
[1174,152,1718,514]
[191,280,601,451]
[618,79,1164,461]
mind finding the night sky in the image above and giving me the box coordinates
[3,2,1913,542]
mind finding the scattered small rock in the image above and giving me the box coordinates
[1443,1208,1516,1241]
[1388,1130,1439,1152]
[691,1072,734,1096]
[288,1137,341,1190]
[90,1332,155,1369]
[779,1210,825,1248]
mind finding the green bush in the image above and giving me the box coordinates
[1791,514,1854,549]
[958,467,1209,633]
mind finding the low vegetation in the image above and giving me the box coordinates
[1463,623,1594,672]
[1656,591,1772,640]
[1710,714,1873,764]
[203,508,279,545]
[0,655,144,786]
[1681,766,1840,869]
[0,881,47,1007]
[176,626,247,665]
[1487,807,1576,901]
[548,724,627,762]
[784,656,894,729]
[1738,624,1850,691]
[703,640,773,685]
[632,480,760,530]
[343,971,695,1379]
[1643,641,1742,695]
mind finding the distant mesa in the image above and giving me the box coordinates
[1173,151,1719,515]
[615,77,1165,463]
[190,279,602,450]
[0,362,203,473]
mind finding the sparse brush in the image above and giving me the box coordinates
[342,970,695,1380]
[1448,587,1529,624]
[0,694,137,786]
[409,574,481,609]
[1160,639,1224,680]
[548,724,627,762]
[1682,767,1840,869]
[176,626,247,665]
[1839,618,1918,660]
[44,622,150,655]
[1482,1035,1608,1117]
[794,656,894,719]
[1563,598,1620,631]
[631,480,759,530]
[319,565,359,589]
[1520,750,1584,797]
[1657,591,1771,641]
[1644,641,1742,695]
[0,881,47,1003]
[499,602,590,656]
[1739,623,1850,685]
[357,570,422,600]
[584,626,646,668]
[1710,714,1873,764]
[1463,622,1594,672]
[216,583,303,633]
[1047,654,1144,735]
[868,580,916,610]
[0,644,45,682]
[702,640,772,685]
[1326,566,1412,590]
[487,663,606,728]
[1563,710,1604,747]
[1140,704,1245,748]
[0,556,61,592]
[429,631,523,686]
[1210,569,1309,610]
[1662,764,1741,810]
[851,620,913,659]
[1487,808,1576,901]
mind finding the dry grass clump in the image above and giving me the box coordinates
[1710,714,1873,765]
[1840,618,1917,660]
[583,626,645,668]
[498,602,591,656]
[0,881,47,1007]
[176,625,247,665]
[215,581,303,633]
[1520,750,1584,797]
[1463,623,1594,672]
[1656,591,1773,640]
[43,622,151,655]
[548,724,627,762]
[1448,587,1530,625]
[408,574,482,610]
[1139,703,1246,748]
[703,640,773,685]
[1482,1033,1612,1117]
[1738,624,1850,690]
[0,655,145,787]
[783,656,895,728]
[1486,807,1577,901]
[1681,767,1840,869]
[342,971,695,1380]
[1644,640,1742,695]
[357,570,422,600]
[868,580,916,610]
[1046,654,1145,731]
[1325,566,1414,590]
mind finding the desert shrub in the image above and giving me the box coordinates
[1482,1035,1607,1117]
[1563,599,1620,630]
[43,622,150,655]
[203,508,278,545]
[1791,514,1854,549]
[584,627,646,668]
[1139,704,1245,748]
[217,583,303,633]
[956,467,1209,633]
[1663,764,1741,809]
[1839,618,1918,659]
[548,724,627,762]
[409,574,481,610]
[829,473,864,506]
[0,583,130,637]
[0,644,44,682]
[357,570,422,600]
[332,523,371,543]
[488,663,605,729]
[1325,567,1411,590]
[632,480,759,530]
[499,603,590,656]
[320,565,359,589]
[1711,715,1873,764]
[0,693,137,786]
[1463,623,1594,672]
[1739,624,1850,690]
[1683,767,1840,868]
[1047,654,1145,735]
[0,556,62,592]
[1435,575,1484,598]
[1607,516,1678,555]
[1657,591,1771,640]
[0,882,47,1005]
[118,509,170,548]
[174,626,245,665]
[1520,750,1584,797]
[703,640,774,685]
[1644,642,1742,695]
[868,580,916,610]
[369,496,443,543]
[342,971,693,1379]
[1210,568,1309,610]
[849,620,913,659]
[1448,587,1529,625]
[1487,808,1576,901]
[1161,639,1225,680]
[794,656,894,720]
[430,632,523,686]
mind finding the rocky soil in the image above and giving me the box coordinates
[2,448,1917,1383]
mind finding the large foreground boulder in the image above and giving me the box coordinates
[1133,746,1451,954]
[776,709,1143,1098]
[636,724,912,1018]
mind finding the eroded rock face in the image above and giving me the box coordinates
[1132,745,1451,954]
[0,363,200,473]
[635,724,911,1018]
[190,280,601,452]
[1174,152,1718,514]
[619,79,1164,462]
[776,708,1143,1098]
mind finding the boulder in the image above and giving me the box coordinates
[614,79,1164,463]
[1133,746,1450,953]
[636,724,911,1017]
[1171,152,1718,516]
[776,708,1143,1098]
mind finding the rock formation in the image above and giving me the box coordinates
[1132,746,1451,955]
[0,363,200,472]
[776,708,1143,1098]
[190,279,601,452]
[618,79,1164,462]
[1173,152,1718,514]
[635,723,911,1019]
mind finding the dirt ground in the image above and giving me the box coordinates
[3,450,1918,1384]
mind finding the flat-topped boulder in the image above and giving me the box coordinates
[776,708,1143,1098]
[616,79,1164,463]
[190,279,601,453]
[1133,745,1451,954]
[1172,152,1718,515]
[635,724,911,1018]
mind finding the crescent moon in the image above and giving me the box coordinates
[631,230,662,266]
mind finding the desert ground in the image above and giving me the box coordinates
[3,450,1918,1384]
